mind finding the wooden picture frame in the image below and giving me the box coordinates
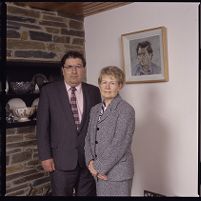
[121,26,169,83]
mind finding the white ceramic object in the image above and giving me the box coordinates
[5,81,9,93]
[34,84,40,93]
[12,106,36,122]
[7,98,26,111]
[31,98,39,108]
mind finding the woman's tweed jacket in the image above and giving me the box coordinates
[85,94,135,181]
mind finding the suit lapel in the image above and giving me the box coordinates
[97,105,110,123]
[98,94,122,124]
[78,82,91,132]
[56,80,76,129]
[95,104,102,124]
[78,83,86,131]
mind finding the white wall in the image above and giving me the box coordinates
[84,2,199,197]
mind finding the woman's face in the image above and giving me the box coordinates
[99,74,122,103]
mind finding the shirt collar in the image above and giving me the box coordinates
[64,81,82,94]
[101,101,107,111]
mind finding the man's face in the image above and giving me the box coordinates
[62,58,86,87]
[137,47,152,67]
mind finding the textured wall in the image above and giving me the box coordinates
[6,126,50,196]
[6,2,85,62]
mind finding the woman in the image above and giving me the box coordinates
[84,66,135,196]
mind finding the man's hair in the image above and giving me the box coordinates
[98,66,125,86]
[61,51,86,68]
[136,41,153,55]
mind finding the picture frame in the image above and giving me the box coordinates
[121,26,168,83]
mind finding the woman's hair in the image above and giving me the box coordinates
[98,66,125,86]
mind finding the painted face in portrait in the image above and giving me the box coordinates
[62,58,86,87]
[137,47,152,67]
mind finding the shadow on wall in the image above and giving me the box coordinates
[133,89,171,196]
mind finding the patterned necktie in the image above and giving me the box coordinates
[70,87,80,130]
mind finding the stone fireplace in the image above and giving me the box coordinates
[5,2,85,196]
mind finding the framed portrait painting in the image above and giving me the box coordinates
[121,26,168,83]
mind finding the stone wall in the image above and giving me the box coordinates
[6,126,50,196]
[6,2,85,62]
[6,2,85,196]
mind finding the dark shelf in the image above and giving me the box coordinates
[5,93,40,99]
[6,119,36,128]
[4,61,62,130]
[6,61,62,82]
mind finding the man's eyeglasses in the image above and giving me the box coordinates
[63,65,84,70]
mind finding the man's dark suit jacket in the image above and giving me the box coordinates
[36,80,101,171]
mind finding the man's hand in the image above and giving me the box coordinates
[41,159,55,172]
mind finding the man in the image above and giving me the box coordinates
[132,41,161,76]
[36,51,101,196]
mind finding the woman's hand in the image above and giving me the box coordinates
[97,173,108,180]
[88,160,108,180]
[88,160,98,176]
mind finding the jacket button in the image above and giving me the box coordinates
[95,141,98,144]
[97,127,99,131]
[95,154,97,157]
